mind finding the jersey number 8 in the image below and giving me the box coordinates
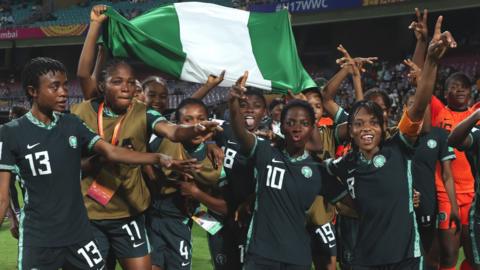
[223,148,237,169]
[25,151,52,176]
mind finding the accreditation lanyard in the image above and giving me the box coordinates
[97,102,127,146]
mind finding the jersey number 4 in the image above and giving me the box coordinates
[25,151,52,176]
[266,165,285,190]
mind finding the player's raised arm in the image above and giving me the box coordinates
[77,5,108,99]
[228,71,256,155]
[403,16,456,143]
[0,171,11,227]
[153,119,222,143]
[448,109,480,150]
[191,70,225,100]
[93,139,201,178]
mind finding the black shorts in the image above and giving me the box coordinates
[146,214,192,269]
[90,214,150,259]
[244,254,310,270]
[208,226,244,270]
[309,222,337,257]
[469,197,480,264]
[336,215,359,266]
[348,257,422,270]
[19,239,105,270]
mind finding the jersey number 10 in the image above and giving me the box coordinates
[25,151,52,176]
[266,165,285,190]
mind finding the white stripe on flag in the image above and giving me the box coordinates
[174,2,272,90]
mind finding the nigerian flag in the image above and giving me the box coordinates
[103,2,315,93]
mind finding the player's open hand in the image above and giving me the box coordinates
[90,5,108,24]
[229,71,248,102]
[409,8,428,42]
[427,16,456,61]
[159,154,201,179]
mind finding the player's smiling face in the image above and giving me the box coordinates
[30,71,69,112]
[145,81,168,113]
[446,79,471,110]
[281,107,314,150]
[178,103,208,145]
[104,63,136,113]
[239,94,266,132]
[350,107,382,158]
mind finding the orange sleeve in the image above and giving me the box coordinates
[398,110,423,137]
[430,96,444,124]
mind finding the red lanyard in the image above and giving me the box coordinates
[97,102,127,146]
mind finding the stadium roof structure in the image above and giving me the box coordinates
[291,0,480,25]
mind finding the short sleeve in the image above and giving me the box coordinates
[324,156,347,180]
[0,126,16,172]
[319,164,348,204]
[468,126,480,152]
[73,116,101,153]
[147,109,167,136]
[436,128,456,161]
[430,96,444,124]
[334,107,348,124]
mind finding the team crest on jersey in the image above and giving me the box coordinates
[427,139,437,149]
[301,166,313,178]
[438,211,447,222]
[69,136,78,149]
[215,254,227,265]
[373,155,386,168]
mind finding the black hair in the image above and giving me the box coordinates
[175,98,208,121]
[142,76,168,91]
[9,106,28,119]
[364,87,392,110]
[21,57,67,102]
[445,72,472,90]
[268,98,285,112]
[347,100,386,151]
[402,89,416,106]
[97,58,133,91]
[243,87,267,108]
[280,99,315,126]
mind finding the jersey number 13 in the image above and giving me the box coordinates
[25,151,52,176]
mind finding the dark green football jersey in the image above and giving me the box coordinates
[246,137,347,266]
[0,112,100,247]
[413,127,455,218]
[215,123,256,213]
[464,126,480,213]
[326,132,422,266]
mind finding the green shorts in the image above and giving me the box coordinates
[90,214,151,259]
[19,238,105,270]
[146,213,192,269]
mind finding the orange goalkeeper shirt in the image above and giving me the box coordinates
[431,96,475,193]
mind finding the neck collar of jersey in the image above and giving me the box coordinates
[282,149,309,162]
[186,142,205,154]
[26,111,60,130]
[357,152,372,165]
[103,105,120,118]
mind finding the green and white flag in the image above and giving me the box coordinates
[103,2,316,93]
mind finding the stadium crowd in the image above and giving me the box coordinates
[1,3,480,270]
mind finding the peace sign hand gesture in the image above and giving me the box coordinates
[427,16,457,62]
